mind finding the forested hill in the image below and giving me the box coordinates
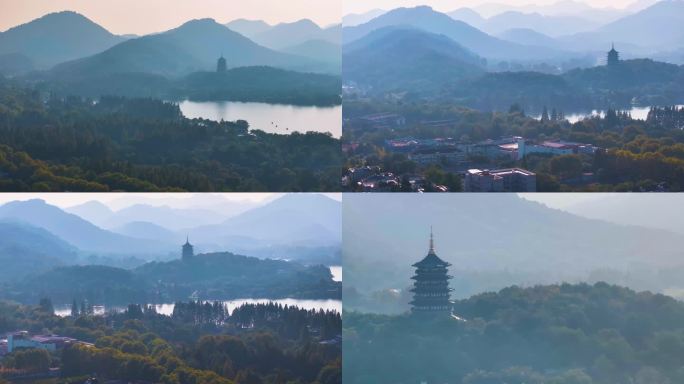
[0,82,341,192]
[2,251,340,304]
[0,300,341,383]
[174,66,341,106]
[343,282,684,384]
[453,59,684,111]
[40,65,342,106]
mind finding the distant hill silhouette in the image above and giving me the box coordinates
[480,11,599,37]
[66,201,233,231]
[0,221,77,282]
[344,27,485,93]
[225,18,272,38]
[497,28,559,48]
[282,39,341,68]
[188,193,341,248]
[250,19,338,50]
[51,18,325,79]
[111,221,177,242]
[343,9,387,27]
[0,199,170,255]
[560,1,684,52]
[0,11,126,69]
[447,8,486,28]
[343,6,569,61]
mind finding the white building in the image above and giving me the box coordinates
[464,168,536,192]
[7,331,77,353]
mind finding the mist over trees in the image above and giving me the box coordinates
[344,283,684,384]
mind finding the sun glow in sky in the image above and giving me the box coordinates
[0,0,342,35]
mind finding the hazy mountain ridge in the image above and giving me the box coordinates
[250,19,340,50]
[187,194,341,248]
[344,27,486,93]
[343,194,684,299]
[343,6,572,62]
[344,2,684,67]
[0,199,168,256]
[450,9,601,37]
[543,194,684,235]
[0,194,340,266]
[343,9,387,27]
[0,11,126,69]
[50,18,323,79]
[0,221,77,282]
[558,0,684,52]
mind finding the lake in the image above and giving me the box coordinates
[330,265,342,282]
[178,100,341,137]
[54,298,341,317]
[536,105,684,124]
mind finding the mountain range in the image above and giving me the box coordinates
[0,199,166,256]
[343,6,570,61]
[0,11,342,96]
[50,18,321,79]
[0,194,341,283]
[449,8,601,37]
[344,1,684,67]
[558,0,684,52]
[225,18,341,68]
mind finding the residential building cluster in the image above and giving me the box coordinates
[384,136,597,166]
[342,166,448,192]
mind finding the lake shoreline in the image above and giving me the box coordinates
[178,100,342,137]
[54,297,343,317]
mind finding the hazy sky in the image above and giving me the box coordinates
[520,193,607,210]
[0,0,342,35]
[344,0,642,15]
[0,193,341,210]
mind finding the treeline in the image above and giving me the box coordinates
[350,57,684,112]
[0,300,341,384]
[3,253,341,305]
[0,81,341,191]
[175,67,342,106]
[343,282,684,384]
[41,66,342,107]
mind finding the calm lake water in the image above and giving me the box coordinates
[54,298,341,317]
[536,105,684,124]
[330,265,342,282]
[178,100,341,137]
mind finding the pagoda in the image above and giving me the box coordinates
[410,227,453,313]
[216,54,227,72]
[607,43,619,66]
[182,236,194,260]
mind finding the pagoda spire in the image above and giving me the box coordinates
[429,226,435,254]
